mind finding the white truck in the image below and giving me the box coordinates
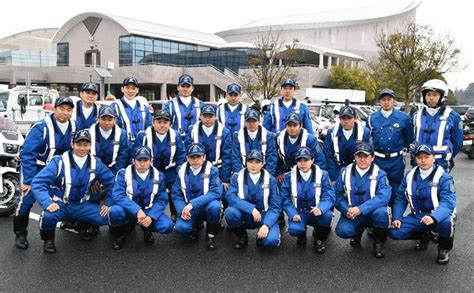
[0,86,59,135]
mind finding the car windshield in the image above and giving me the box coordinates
[0,117,18,131]
[0,92,8,112]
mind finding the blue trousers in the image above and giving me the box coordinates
[40,201,108,231]
[374,155,404,203]
[389,213,455,239]
[15,185,63,217]
[108,205,174,234]
[336,206,390,239]
[224,206,280,247]
[287,210,333,237]
[175,200,221,235]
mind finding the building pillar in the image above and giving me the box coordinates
[210,84,216,102]
[336,57,340,66]
[160,83,167,100]
[319,54,324,69]
[328,56,332,69]
[350,60,355,68]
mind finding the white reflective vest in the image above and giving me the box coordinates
[343,163,380,206]
[331,122,364,164]
[144,127,177,170]
[89,124,122,168]
[237,169,270,211]
[171,97,201,134]
[178,161,212,204]
[290,165,322,207]
[218,103,247,129]
[414,107,453,159]
[59,153,96,204]
[273,98,301,132]
[37,115,76,166]
[405,166,444,214]
[237,126,268,165]
[190,122,224,166]
[278,128,309,161]
[115,99,146,140]
[124,165,160,210]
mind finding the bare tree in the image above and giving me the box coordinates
[368,23,461,106]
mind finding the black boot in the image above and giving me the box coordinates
[40,229,56,254]
[76,222,93,241]
[205,223,219,250]
[350,227,364,247]
[278,212,286,227]
[110,225,127,250]
[188,225,199,241]
[13,215,29,249]
[143,228,154,244]
[314,225,331,254]
[297,234,307,246]
[437,236,454,265]
[373,228,388,258]
[233,226,248,249]
[414,232,431,251]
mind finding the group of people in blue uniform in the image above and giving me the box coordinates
[13,74,462,265]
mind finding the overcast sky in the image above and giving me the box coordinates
[1,0,472,89]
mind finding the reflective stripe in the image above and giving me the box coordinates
[290,165,322,207]
[332,122,364,164]
[178,162,212,204]
[218,103,247,130]
[238,126,268,165]
[405,166,444,213]
[278,128,308,161]
[89,124,122,168]
[124,165,160,209]
[415,107,452,151]
[274,98,300,132]
[172,97,201,135]
[218,104,226,126]
[115,99,146,140]
[237,169,270,211]
[343,163,379,206]
[437,107,452,147]
[62,153,96,204]
[145,127,177,170]
[40,115,75,165]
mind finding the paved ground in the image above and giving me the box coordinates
[1,155,473,292]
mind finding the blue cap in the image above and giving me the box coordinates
[295,146,313,160]
[247,149,264,162]
[178,74,193,86]
[134,146,152,160]
[285,112,302,125]
[227,83,241,94]
[281,78,297,87]
[339,106,356,118]
[123,77,139,87]
[187,142,206,156]
[201,104,216,115]
[244,108,260,121]
[378,88,396,99]
[153,110,171,121]
[73,129,91,143]
[98,105,116,118]
[415,144,435,156]
[355,142,374,155]
[81,82,98,94]
[54,96,75,108]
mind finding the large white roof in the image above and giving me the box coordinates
[217,0,421,36]
[53,12,228,48]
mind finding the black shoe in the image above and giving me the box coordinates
[366,227,374,238]
[143,230,154,244]
[206,235,217,250]
[350,233,362,247]
[234,234,248,249]
[77,227,93,241]
[431,231,439,244]
[112,236,125,250]
[314,239,326,254]
[15,232,29,250]
[59,221,76,230]
[87,226,99,237]
[373,243,385,258]
[188,228,199,241]
[278,213,286,227]
[437,249,450,265]
[296,235,307,246]
[43,240,56,253]
[415,233,430,251]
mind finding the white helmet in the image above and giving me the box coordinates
[421,79,448,106]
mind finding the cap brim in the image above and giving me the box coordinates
[74,138,91,143]
[135,155,151,160]
[415,151,434,156]
[123,82,138,87]
[355,150,372,155]
[340,114,355,118]
[227,91,240,95]
[56,101,75,108]
[286,119,301,124]
[179,82,192,86]
[296,156,312,160]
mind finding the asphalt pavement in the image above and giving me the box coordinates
[0,155,473,292]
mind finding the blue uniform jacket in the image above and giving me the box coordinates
[73,100,98,130]
[323,125,371,182]
[134,128,187,186]
[20,114,75,185]
[171,162,222,215]
[263,98,315,135]
[231,127,277,176]
[91,124,129,174]
[216,103,246,135]
[335,164,391,216]
[281,166,335,219]
[392,166,456,223]
[275,130,326,176]
[184,122,232,183]
[112,167,168,220]
[32,152,115,209]
[164,97,206,137]
[226,171,281,227]
[368,109,413,153]
[112,97,152,140]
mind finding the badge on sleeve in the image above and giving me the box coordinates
[458,121,463,130]
[393,123,400,129]
[450,182,456,192]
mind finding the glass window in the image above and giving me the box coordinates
[57,42,69,66]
